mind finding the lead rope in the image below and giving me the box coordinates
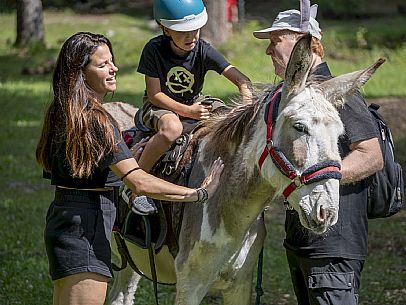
[254,211,265,305]
[143,215,160,305]
[147,244,159,305]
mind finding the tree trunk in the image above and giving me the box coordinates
[201,0,228,47]
[15,0,44,47]
[238,0,246,25]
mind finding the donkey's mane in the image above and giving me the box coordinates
[200,84,277,151]
[193,76,341,157]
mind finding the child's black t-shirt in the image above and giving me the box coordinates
[138,35,230,103]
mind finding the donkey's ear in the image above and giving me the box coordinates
[284,34,313,98]
[318,58,385,107]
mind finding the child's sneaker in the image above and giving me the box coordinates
[131,195,158,215]
[120,185,158,215]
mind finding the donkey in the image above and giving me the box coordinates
[105,35,384,305]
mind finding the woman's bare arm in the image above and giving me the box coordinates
[110,157,224,202]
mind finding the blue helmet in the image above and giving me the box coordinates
[154,0,208,32]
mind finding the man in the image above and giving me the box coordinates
[253,4,383,305]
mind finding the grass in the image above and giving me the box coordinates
[0,9,405,305]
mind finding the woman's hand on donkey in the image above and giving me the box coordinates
[201,157,225,199]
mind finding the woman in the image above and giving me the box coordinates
[36,32,224,305]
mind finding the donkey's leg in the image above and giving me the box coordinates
[107,235,142,305]
[221,264,255,305]
[174,271,212,305]
[173,243,220,305]
[222,216,266,305]
[106,265,141,305]
[222,274,254,305]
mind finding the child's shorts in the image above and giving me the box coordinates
[139,95,226,132]
[44,188,116,281]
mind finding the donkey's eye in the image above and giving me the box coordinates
[293,122,308,134]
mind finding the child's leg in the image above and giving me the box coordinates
[138,113,183,173]
[125,108,182,215]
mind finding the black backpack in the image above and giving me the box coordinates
[366,103,404,218]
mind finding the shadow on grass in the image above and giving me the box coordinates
[0,48,56,83]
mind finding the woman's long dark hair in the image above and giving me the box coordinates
[36,32,117,178]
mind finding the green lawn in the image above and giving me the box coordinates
[0,9,405,305]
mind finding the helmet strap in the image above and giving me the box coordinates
[171,39,190,53]
[162,26,190,54]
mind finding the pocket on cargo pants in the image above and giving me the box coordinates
[307,271,358,305]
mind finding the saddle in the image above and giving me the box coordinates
[115,97,226,258]
[115,127,195,258]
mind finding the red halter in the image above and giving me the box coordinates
[258,84,342,199]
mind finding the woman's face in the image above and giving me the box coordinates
[84,43,118,99]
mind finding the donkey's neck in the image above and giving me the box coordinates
[199,117,277,239]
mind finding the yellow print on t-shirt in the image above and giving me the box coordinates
[166,66,194,94]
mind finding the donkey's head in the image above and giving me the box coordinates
[260,34,384,234]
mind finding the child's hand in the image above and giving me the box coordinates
[187,103,212,120]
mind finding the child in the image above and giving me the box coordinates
[136,0,252,173]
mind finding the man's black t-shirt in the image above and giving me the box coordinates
[283,62,377,260]
[137,35,230,103]
[47,125,132,188]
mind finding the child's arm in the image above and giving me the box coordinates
[222,65,252,104]
[146,76,211,120]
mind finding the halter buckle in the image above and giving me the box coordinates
[292,175,303,188]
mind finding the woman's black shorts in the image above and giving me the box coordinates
[44,188,116,281]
